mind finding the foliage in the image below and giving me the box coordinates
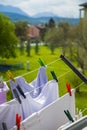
[0,13,18,58]
[26,40,31,56]
[47,18,56,28]
[35,40,39,54]
[70,20,87,73]
[15,20,29,40]
[44,27,64,54]
[58,22,70,56]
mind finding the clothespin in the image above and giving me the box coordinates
[6,70,16,82]
[16,114,21,130]
[13,89,22,104]
[64,110,74,122]
[38,58,46,67]
[66,83,72,96]
[16,85,26,99]
[50,71,58,82]
[2,122,8,130]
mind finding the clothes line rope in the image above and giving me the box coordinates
[6,58,61,83]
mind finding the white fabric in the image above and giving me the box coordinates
[21,80,58,119]
[10,66,48,98]
[11,89,75,130]
[0,82,9,104]
[0,99,23,130]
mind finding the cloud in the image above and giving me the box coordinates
[0,0,87,17]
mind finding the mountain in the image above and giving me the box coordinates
[0,4,80,25]
[33,12,57,18]
[0,4,29,16]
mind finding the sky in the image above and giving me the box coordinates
[0,0,87,18]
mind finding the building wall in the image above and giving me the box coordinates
[28,25,40,38]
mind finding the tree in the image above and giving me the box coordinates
[75,21,87,74]
[15,21,29,55]
[35,39,39,54]
[0,13,18,58]
[26,39,31,56]
[48,18,56,28]
[58,22,70,56]
[15,21,28,40]
[44,27,64,54]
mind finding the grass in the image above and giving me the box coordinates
[1,45,87,116]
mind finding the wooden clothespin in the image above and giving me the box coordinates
[66,83,72,96]
[6,70,26,99]
[6,70,16,82]
[38,58,46,67]
[16,114,21,130]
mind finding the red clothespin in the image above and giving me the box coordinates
[66,83,72,96]
[16,114,21,130]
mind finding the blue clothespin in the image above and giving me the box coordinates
[38,58,46,67]
[50,71,58,82]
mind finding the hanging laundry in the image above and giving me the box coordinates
[10,66,48,98]
[21,80,58,119]
[0,82,9,104]
[0,99,23,130]
[11,89,75,130]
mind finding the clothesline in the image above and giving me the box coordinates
[6,58,61,83]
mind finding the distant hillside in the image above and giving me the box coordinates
[33,12,57,18]
[0,4,80,25]
[0,4,29,16]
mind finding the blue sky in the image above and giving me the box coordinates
[0,0,87,18]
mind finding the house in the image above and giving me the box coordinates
[79,2,87,19]
[27,25,45,40]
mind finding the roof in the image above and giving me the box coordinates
[79,2,87,7]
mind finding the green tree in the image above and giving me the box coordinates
[35,39,39,54]
[0,13,18,58]
[15,21,28,40]
[15,21,29,55]
[58,22,70,56]
[44,27,64,54]
[48,18,56,28]
[26,39,31,56]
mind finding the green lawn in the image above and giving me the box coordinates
[1,45,87,116]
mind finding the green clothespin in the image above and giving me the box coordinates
[50,71,58,82]
[64,110,74,122]
[67,110,74,122]
[38,58,46,67]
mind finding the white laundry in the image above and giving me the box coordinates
[21,80,58,119]
[10,66,48,98]
[11,89,75,130]
[0,99,23,130]
[0,82,9,104]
